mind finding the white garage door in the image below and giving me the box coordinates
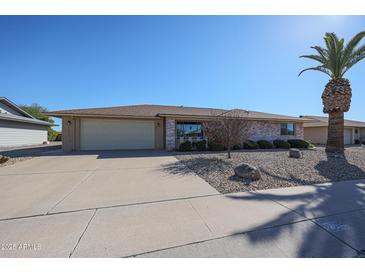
[80,118,155,150]
[344,128,352,145]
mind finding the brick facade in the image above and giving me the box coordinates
[163,119,304,150]
[248,121,304,141]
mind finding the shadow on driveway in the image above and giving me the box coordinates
[227,153,365,257]
[0,142,62,157]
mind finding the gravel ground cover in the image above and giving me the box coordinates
[165,147,365,194]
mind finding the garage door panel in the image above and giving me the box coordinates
[80,119,155,150]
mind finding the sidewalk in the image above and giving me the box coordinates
[0,178,364,257]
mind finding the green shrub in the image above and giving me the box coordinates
[257,140,273,149]
[287,139,310,149]
[48,128,59,141]
[243,140,259,149]
[208,142,225,151]
[232,144,241,150]
[179,141,192,151]
[195,140,207,151]
[273,139,290,149]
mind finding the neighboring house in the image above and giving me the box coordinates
[46,104,310,152]
[301,115,365,145]
[0,97,52,147]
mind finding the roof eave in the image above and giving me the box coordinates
[45,112,160,120]
[0,97,36,119]
[0,115,53,126]
[157,113,313,123]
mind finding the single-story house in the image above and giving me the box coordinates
[301,115,365,145]
[0,97,53,147]
[46,104,311,152]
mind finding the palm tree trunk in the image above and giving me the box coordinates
[326,111,345,154]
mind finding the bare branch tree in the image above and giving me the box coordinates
[203,109,252,159]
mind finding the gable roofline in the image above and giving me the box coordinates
[0,97,54,126]
[0,113,54,126]
[45,104,312,123]
[0,97,35,119]
[301,115,365,128]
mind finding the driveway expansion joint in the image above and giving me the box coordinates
[0,192,223,223]
[186,200,214,234]
[69,209,97,258]
[46,170,96,214]
[126,218,311,258]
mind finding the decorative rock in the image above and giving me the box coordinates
[289,148,303,158]
[234,163,261,181]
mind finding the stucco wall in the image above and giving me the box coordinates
[360,128,365,141]
[62,117,80,152]
[154,118,164,149]
[303,126,328,144]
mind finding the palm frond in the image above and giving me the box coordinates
[350,44,365,60]
[343,52,365,75]
[300,31,365,79]
[298,66,332,77]
[311,46,328,58]
[299,54,325,64]
[324,33,339,76]
[342,31,365,64]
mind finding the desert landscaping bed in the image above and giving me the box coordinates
[0,156,33,167]
[168,147,365,194]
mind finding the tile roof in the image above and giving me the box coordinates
[46,104,311,122]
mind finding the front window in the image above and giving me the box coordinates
[281,123,295,136]
[176,122,203,138]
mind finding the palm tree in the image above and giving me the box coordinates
[299,31,365,154]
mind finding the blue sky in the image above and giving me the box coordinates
[0,16,364,130]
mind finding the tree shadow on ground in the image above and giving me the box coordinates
[227,152,365,257]
[161,157,231,176]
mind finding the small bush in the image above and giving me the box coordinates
[362,141,365,145]
[257,140,273,149]
[243,140,259,149]
[288,139,310,149]
[195,140,207,151]
[355,139,360,145]
[232,144,241,150]
[0,155,10,164]
[179,141,192,151]
[273,139,290,149]
[208,142,225,151]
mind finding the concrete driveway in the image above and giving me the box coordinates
[0,151,365,257]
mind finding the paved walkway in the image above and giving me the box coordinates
[0,151,364,257]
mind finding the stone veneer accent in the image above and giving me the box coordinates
[165,118,176,151]
[248,121,304,141]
